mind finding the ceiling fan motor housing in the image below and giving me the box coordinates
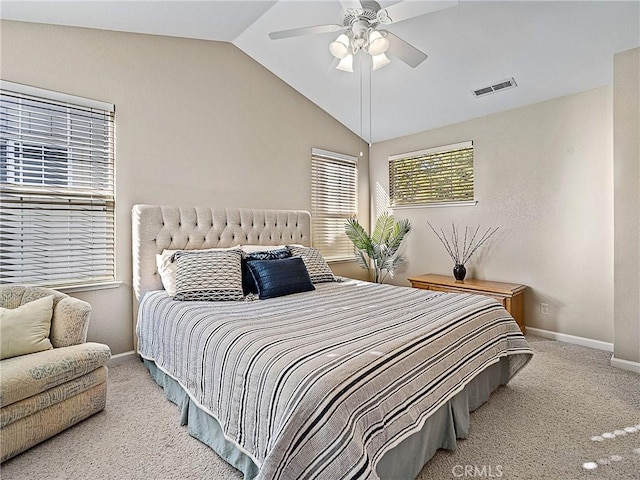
[342,1,382,28]
[351,20,371,49]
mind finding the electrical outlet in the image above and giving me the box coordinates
[540,303,549,315]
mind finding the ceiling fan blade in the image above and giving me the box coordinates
[268,24,343,40]
[383,31,428,68]
[338,0,364,11]
[380,0,458,25]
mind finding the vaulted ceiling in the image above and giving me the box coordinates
[2,1,639,142]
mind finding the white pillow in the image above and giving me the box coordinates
[0,296,54,360]
[156,249,179,296]
[240,244,303,254]
[156,246,239,296]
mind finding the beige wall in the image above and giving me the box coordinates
[2,20,632,356]
[370,87,615,343]
[613,47,640,364]
[0,20,370,354]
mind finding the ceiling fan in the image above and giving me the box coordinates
[268,0,458,72]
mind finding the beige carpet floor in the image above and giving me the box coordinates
[1,336,638,480]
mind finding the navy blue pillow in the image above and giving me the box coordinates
[241,248,291,295]
[247,257,315,299]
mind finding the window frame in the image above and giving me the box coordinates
[0,80,117,290]
[310,148,358,262]
[389,141,476,208]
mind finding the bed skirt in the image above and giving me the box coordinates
[142,357,508,480]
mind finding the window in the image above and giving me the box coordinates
[389,141,474,207]
[311,148,358,262]
[0,81,115,288]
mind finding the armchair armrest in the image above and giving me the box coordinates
[50,296,92,347]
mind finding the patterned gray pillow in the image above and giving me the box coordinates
[286,245,336,284]
[173,249,244,301]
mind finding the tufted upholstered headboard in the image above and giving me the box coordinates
[132,205,312,301]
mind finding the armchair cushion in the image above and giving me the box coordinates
[1,296,54,360]
[0,342,111,408]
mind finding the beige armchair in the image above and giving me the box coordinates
[0,286,111,462]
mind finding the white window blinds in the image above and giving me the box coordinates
[389,141,474,206]
[0,81,115,288]
[311,148,358,262]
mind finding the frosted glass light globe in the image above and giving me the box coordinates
[329,34,350,59]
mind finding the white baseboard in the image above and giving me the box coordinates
[107,350,138,367]
[526,327,614,352]
[527,327,640,373]
[610,355,640,374]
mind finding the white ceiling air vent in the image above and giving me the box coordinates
[472,78,517,97]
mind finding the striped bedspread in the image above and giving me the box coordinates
[137,279,532,480]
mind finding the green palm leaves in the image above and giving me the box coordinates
[345,212,411,283]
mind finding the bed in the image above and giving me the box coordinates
[132,205,533,480]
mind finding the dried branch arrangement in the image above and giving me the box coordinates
[428,222,499,266]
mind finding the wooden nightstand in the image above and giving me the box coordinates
[408,273,527,333]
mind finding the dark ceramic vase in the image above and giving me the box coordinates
[453,263,466,281]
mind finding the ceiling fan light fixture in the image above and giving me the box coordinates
[336,54,354,72]
[371,52,391,70]
[367,30,389,56]
[329,33,350,59]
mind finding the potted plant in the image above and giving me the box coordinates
[345,212,411,283]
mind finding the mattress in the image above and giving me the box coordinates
[137,279,532,479]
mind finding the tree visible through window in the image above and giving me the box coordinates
[0,81,115,287]
[389,141,474,206]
